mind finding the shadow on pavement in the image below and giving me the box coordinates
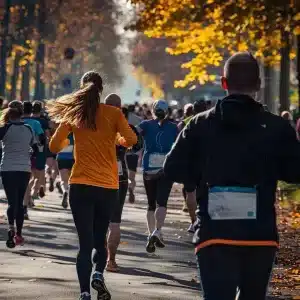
[118,267,199,292]
[11,249,76,264]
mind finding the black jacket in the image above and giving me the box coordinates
[164,94,300,247]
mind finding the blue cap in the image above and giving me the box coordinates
[153,100,168,113]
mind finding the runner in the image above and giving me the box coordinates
[22,101,46,219]
[47,71,137,300]
[0,100,38,248]
[105,95,142,272]
[126,104,142,203]
[56,133,74,209]
[177,103,195,216]
[164,52,300,300]
[137,100,177,253]
[31,101,51,198]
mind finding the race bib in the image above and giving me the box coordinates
[118,160,123,176]
[60,145,74,153]
[208,186,257,220]
[149,153,166,169]
[38,145,44,152]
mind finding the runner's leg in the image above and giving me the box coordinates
[92,187,117,299]
[238,247,276,300]
[107,181,128,271]
[2,172,18,248]
[155,175,173,230]
[196,245,239,300]
[15,172,30,244]
[69,184,94,296]
[143,174,156,236]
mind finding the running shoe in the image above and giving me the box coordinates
[128,187,135,204]
[106,260,120,273]
[151,229,165,248]
[15,235,25,246]
[39,186,45,198]
[6,230,16,249]
[187,223,195,234]
[62,192,68,209]
[49,178,54,192]
[79,293,91,300]
[56,182,63,195]
[91,272,111,300]
[146,235,156,253]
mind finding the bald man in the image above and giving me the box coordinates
[164,52,300,300]
[105,93,121,108]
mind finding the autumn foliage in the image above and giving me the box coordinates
[130,0,300,88]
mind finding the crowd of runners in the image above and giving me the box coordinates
[1,52,300,300]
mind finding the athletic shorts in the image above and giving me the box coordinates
[46,145,57,159]
[110,181,128,223]
[143,172,173,211]
[126,153,139,172]
[31,152,47,171]
[183,183,196,195]
[57,159,74,170]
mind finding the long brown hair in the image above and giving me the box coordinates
[47,71,103,130]
[0,100,23,126]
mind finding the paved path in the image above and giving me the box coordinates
[0,174,200,300]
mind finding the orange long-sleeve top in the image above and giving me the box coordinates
[49,104,137,189]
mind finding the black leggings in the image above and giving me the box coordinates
[110,181,128,223]
[69,184,117,294]
[143,173,173,211]
[197,245,276,300]
[1,171,30,235]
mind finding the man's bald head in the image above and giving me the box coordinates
[105,93,122,108]
[222,52,261,94]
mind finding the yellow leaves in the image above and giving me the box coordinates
[132,66,164,100]
[294,13,300,22]
[293,26,300,36]
[229,13,238,20]
[237,41,248,52]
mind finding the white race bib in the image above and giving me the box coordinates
[38,145,44,152]
[208,186,257,220]
[148,153,166,169]
[118,160,123,176]
[60,145,74,153]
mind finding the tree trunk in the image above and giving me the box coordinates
[297,35,300,113]
[34,0,46,100]
[20,63,30,101]
[279,31,291,113]
[9,53,21,101]
[263,65,274,113]
[0,0,11,97]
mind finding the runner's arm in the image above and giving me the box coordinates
[49,123,71,153]
[278,120,300,182]
[164,118,199,185]
[117,110,137,147]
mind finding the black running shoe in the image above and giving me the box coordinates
[146,235,156,253]
[62,192,68,209]
[79,293,91,300]
[49,178,54,192]
[91,272,111,300]
[56,182,63,195]
[39,186,45,198]
[6,230,16,249]
[152,229,165,248]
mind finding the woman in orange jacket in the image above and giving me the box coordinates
[48,71,137,300]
